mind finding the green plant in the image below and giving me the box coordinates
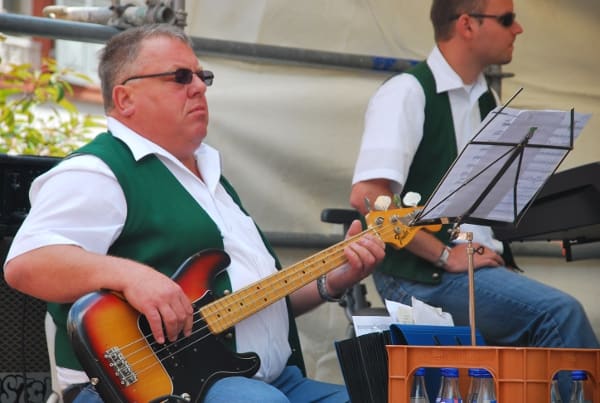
[0,46,105,156]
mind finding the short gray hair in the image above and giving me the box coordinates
[98,24,193,112]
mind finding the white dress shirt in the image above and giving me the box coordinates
[352,46,503,252]
[7,117,291,387]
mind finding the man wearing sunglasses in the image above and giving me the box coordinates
[4,24,386,402]
[351,0,598,398]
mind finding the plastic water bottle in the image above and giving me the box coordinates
[550,373,563,403]
[410,367,430,403]
[466,368,481,402]
[436,367,463,403]
[471,369,496,403]
[568,370,591,403]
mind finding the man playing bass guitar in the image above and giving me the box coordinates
[3,24,387,403]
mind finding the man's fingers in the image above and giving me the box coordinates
[145,308,166,344]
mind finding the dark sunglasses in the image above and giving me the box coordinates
[121,68,214,86]
[450,12,516,28]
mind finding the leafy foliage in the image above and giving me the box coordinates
[0,52,105,156]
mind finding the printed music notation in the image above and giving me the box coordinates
[414,107,591,226]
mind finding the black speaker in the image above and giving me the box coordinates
[0,155,60,401]
[0,154,60,237]
[1,237,52,402]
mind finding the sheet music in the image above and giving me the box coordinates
[415,107,591,225]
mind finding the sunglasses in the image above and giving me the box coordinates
[121,68,214,86]
[450,12,516,28]
[469,12,516,27]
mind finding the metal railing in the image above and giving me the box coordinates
[0,12,416,74]
[0,11,512,249]
[0,12,511,94]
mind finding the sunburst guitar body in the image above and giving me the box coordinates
[68,206,440,402]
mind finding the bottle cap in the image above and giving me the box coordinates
[571,370,588,381]
[415,367,426,376]
[441,367,459,377]
[468,368,493,378]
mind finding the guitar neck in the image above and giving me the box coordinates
[201,227,376,334]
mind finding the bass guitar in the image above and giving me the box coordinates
[67,206,440,402]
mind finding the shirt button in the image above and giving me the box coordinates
[432,272,440,279]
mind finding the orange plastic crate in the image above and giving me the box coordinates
[387,345,600,402]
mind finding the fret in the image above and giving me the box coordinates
[201,206,440,334]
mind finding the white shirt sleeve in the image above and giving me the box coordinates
[6,155,126,262]
[352,73,426,193]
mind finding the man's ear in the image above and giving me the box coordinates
[455,14,475,39]
[112,85,135,117]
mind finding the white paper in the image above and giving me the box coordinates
[411,297,454,326]
[351,297,455,336]
[415,107,591,225]
[385,299,414,324]
[352,315,395,337]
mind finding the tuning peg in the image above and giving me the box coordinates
[402,191,421,207]
[449,223,467,241]
[374,195,392,211]
[364,197,371,212]
[392,193,402,208]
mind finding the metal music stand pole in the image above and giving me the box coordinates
[465,232,476,346]
[410,100,584,346]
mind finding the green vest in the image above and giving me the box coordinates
[48,133,305,374]
[377,62,497,284]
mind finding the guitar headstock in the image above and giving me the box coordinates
[365,206,442,249]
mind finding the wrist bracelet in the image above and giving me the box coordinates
[317,274,342,302]
[435,246,451,268]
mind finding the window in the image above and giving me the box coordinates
[54,0,110,85]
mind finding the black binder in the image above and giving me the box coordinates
[334,325,484,403]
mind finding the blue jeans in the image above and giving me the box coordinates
[70,385,101,403]
[373,266,599,400]
[373,266,598,348]
[204,366,348,402]
[71,366,348,403]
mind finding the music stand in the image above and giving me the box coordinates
[411,96,591,344]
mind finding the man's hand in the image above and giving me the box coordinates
[121,266,194,344]
[442,243,505,273]
[326,219,386,295]
[4,245,195,345]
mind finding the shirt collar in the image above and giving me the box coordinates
[106,117,222,187]
[427,45,489,99]
[107,117,163,161]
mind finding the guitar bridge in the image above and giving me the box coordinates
[105,347,138,386]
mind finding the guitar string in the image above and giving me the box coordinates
[112,227,370,359]
[111,211,425,378]
[113,226,373,352]
[117,254,351,377]
[119,228,374,375]
[111,221,409,379]
[104,217,417,380]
